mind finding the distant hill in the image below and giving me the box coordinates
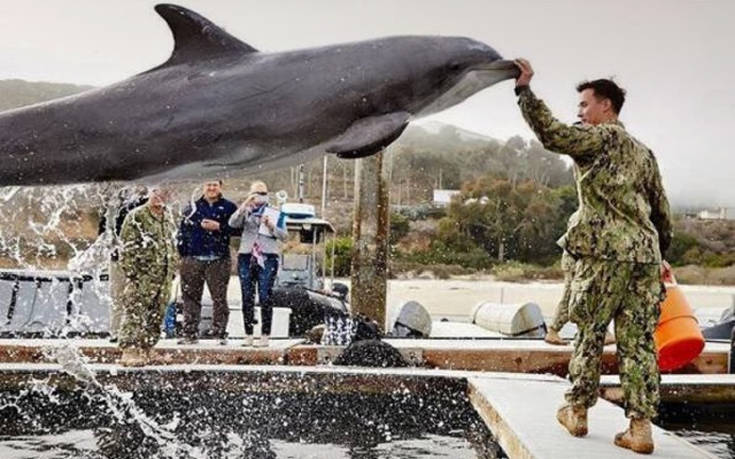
[0,79,93,111]
[416,120,500,144]
[398,122,505,156]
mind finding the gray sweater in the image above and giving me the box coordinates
[228,205,287,255]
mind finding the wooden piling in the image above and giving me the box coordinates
[350,151,391,330]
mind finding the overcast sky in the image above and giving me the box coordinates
[0,0,733,207]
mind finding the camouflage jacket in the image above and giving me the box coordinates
[518,87,672,264]
[556,208,580,250]
[119,204,178,288]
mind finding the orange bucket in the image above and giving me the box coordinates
[654,278,705,371]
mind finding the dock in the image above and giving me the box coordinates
[0,338,730,375]
[385,338,730,375]
[0,364,715,458]
[0,338,304,365]
[467,374,714,458]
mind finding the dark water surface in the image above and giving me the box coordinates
[0,383,503,458]
[0,430,485,459]
[659,402,735,458]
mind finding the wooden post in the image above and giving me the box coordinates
[350,150,391,330]
[342,162,349,200]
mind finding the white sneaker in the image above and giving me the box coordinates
[255,335,269,348]
[242,335,253,347]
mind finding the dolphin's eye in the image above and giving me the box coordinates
[448,62,463,72]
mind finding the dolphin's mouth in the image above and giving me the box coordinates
[461,59,520,90]
[471,59,520,77]
[415,60,518,118]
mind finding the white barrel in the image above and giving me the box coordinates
[471,301,545,337]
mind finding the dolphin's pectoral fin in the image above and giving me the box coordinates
[154,4,258,68]
[326,112,410,159]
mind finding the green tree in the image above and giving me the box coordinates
[439,177,575,265]
[389,213,410,246]
[325,237,353,276]
[667,232,700,266]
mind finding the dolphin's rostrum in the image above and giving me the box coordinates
[0,4,519,186]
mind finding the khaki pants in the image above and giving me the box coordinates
[180,256,232,338]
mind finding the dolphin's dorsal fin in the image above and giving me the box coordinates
[155,4,258,66]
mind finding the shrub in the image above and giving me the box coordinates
[396,241,493,270]
[389,261,471,279]
[325,236,353,277]
[667,232,700,266]
[491,261,564,282]
[389,213,410,245]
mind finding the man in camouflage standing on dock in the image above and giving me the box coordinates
[545,210,616,347]
[117,187,178,367]
[513,60,673,454]
[544,227,577,345]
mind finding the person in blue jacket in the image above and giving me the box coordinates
[177,180,237,344]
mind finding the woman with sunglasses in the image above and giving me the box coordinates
[228,181,287,347]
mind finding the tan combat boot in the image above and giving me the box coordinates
[614,417,654,454]
[556,403,588,437]
[544,328,569,345]
[118,348,146,367]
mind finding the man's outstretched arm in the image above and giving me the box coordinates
[514,59,613,159]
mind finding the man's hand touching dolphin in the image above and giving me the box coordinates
[514,58,534,87]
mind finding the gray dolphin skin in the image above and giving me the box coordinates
[0,4,519,186]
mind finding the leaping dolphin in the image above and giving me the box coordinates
[0,4,518,186]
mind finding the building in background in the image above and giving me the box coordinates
[432,189,460,208]
[697,207,734,220]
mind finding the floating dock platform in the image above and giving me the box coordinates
[0,338,729,375]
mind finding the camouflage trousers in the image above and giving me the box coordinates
[565,257,663,419]
[549,250,575,332]
[118,276,171,350]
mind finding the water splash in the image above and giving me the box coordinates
[41,345,276,458]
[0,183,184,338]
[48,344,182,457]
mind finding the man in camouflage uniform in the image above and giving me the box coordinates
[117,187,178,366]
[514,59,672,454]
[544,245,575,345]
[545,210,616,346]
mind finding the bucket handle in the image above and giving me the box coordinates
[662,263,676,287]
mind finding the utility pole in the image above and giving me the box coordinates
[350,150,391,330]
[298,164,305,203]
[321,155,328,217]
